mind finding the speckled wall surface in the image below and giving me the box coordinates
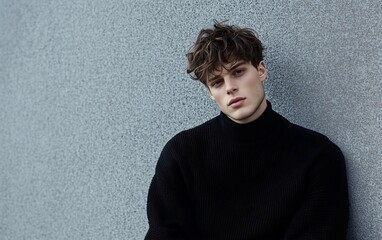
[0,0,381,239]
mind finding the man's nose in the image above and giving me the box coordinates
[225,78,238,94]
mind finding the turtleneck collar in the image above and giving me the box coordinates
[219,100,283,143]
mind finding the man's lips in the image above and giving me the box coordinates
[228,97,246,106]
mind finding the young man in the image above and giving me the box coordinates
[145,22,349,239]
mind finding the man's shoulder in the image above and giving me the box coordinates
[163,115,220,151]
[174,115,219,139]
[288,122,328,139]
[283,121,341,153]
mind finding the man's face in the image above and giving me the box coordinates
[207,61,267,124]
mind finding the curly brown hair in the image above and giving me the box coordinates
[186,21,264,86]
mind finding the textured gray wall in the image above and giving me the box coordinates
[1,0,381,239]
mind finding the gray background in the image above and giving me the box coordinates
[1,0,381,239]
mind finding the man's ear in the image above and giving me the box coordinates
[258,61,267,82]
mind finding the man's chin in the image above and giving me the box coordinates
[227,113,252,124]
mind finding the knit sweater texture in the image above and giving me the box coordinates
[145,101,349,240]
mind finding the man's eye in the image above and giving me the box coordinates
[211,80,223,87]
[234,69,245,76]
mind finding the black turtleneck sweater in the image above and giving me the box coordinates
[145,102,349,239]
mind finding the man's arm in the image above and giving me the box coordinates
[282,142,350,239]
[145,138,194,240]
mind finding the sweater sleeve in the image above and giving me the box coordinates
[145,137,194,240]
[282,142,350,240]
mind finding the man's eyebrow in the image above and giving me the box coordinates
[207,75,220,83]
[227,61,245,71]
